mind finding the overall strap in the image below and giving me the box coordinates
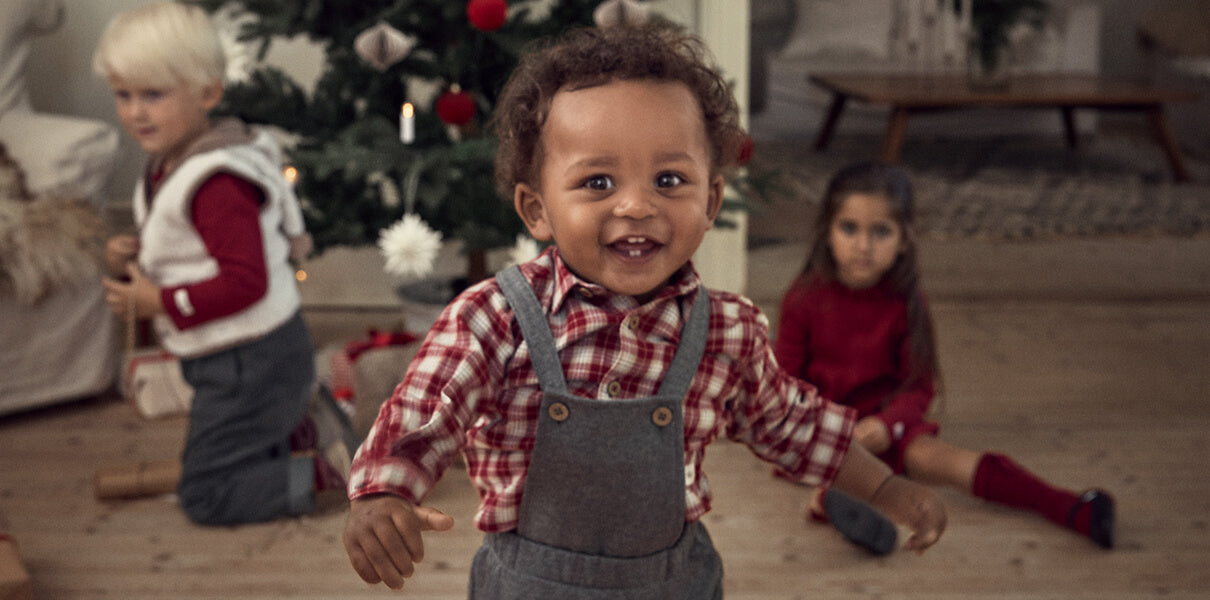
[656,286,710,399]
[496,265,568,395]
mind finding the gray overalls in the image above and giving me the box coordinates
[467,266,723,599]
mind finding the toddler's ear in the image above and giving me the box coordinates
[706,174,725,224]
[514,184,553,241]
[200,80,224,111]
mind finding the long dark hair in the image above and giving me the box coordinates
[800,161,942,395]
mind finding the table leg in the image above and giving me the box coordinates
[813,93,848,151]
[1061,106,1078,148]
[1147,105,1190,182]
[880,106,909,163]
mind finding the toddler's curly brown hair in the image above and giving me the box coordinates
[491,24,746,199]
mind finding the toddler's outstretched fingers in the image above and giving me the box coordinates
[395,506,455,567]
[415,505,455,532]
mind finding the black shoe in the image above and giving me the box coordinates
[1069,489,1115,549]
[823,488,898,555]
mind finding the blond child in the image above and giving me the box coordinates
[93,1,341,525]
[341,25,947,597]
[775,161,1115,549]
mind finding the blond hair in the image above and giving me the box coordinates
[92,1,224,93]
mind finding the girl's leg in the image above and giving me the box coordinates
[903,436,1114,548]
[900,435,980,491]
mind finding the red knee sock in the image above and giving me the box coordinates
[972,452,1091,535]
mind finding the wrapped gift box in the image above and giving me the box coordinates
[0,535,32,600]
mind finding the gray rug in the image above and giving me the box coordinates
[748,134,1210,242]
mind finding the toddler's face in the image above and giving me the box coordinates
[108,76,220,162]
[828,192,905,290]
[514,80,722,302]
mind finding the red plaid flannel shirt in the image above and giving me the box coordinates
[348,247,855,533]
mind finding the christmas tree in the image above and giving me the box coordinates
[188,0,769,288]
[187,0,610,283]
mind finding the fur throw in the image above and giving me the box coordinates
[0,143,104,304]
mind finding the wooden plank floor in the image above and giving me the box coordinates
[3,235,1209,599]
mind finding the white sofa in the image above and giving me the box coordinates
[750,0,1103,141]
[0,1,121,415]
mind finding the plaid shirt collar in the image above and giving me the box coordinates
[545,246,703,314]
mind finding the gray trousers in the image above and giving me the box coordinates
[177,313,315,525]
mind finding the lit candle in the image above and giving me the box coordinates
[400,102,415,144]
[282,166,299,187]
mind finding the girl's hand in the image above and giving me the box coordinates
[854,416,892,455]
[870,475,946,554]
[105,234,139,279]
[343,494,454,590]
[102,264,163,320]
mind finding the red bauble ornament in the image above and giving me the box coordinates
[467,0,508,32]
[436,89,476,125]
[735,135,755,166]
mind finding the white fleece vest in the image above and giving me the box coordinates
[134,130,305,358]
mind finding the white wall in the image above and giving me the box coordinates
[27,1,152,207]
[651,0,750,294]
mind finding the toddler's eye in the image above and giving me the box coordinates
[584,175,613,191]
[655,172,684,188]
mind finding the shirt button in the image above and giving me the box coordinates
[652,406,673,427]
[624,314,640,331]
[548,402,569,422]
[606,381,622,397]
[577,288,594,299]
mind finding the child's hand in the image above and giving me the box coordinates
[853,416,891,455]
[105,234,139,279]
[343,494,454,590]
[869,475,946,554]
[102,264,163,320]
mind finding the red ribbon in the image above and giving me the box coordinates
[344,329,418,362]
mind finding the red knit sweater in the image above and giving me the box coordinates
[774,276,934,434]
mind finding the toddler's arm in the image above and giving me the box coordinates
[831,442,946,553]
[343,494,454,590]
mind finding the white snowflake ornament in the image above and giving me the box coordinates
[212,7,257,85]
[508,234,542,266]
[378,214,443,279]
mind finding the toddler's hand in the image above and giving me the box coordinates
[105,234,139,279]
[102,264,163,319]
[869,475,946,554]
[343,494,454,590]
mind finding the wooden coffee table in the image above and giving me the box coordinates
[809,73,1199,181]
